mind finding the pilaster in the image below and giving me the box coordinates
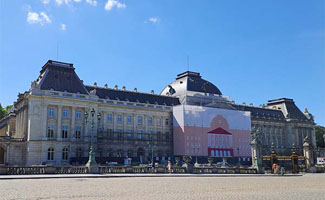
[57,105,62,141]
[42,103,48,140]
[71,106,76,141]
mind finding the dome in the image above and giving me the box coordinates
[160,71,222,96]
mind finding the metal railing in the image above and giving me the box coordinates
[0,165,260,175]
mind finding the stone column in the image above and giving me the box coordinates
[154,115,157,133]
[112,111,116,133]
[144,114,148,133]
[71,106,76,141]
[133,113,136,133]
[303,137,315,172]
[42,104,48,140]
[102,111,107,132]
[57,105,62,141]
[295,129,299,147]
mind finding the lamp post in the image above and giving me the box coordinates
[148,134,155,170]
[323,134,325,148]
[237,147,240,165]
[85,108,101,173]
[193,146,199,166]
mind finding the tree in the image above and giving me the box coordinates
[315,125,325,148]
[0,104,7,119]
[0,104,12,119]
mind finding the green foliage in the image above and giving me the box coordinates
[315,125,325,148]
[0,104,6,119]
[0,104,12,119]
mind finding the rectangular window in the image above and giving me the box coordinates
[137,130,142,140]
[166,132,170,141]
[117,115,122,123]
[118,129,123,140]
[127,116,132,124]
[76,110,81,119]
[108,129,113,139]
[47,125,54,138]
[148,117,153,125]
[157,131,161,140]
[75,126,81,139]
[149,131,153,140]
[107,114,112,122]
[165,119,169,125]
[62,125,68,138]
[62,148,69,161]
[137,116,143,125]
[76,148,83,157]
[48,108,54,117]
[157,118,161,126]
[63,109,68,118]
[127,130,133,138]
[47,148,54,161]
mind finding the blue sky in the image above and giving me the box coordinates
[0,0,324,125]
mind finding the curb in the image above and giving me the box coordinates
[0,173,303,180]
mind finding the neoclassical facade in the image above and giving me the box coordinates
[0,60,316,166]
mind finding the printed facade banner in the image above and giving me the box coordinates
[173,105,252,158]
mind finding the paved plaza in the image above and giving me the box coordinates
[0,174,324,200]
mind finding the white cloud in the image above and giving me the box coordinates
[74,0,82,2]
[61,23,66,31]
[27,11,51,25]
[56,0,73,5]
[86,0,97,6]
[105,0,126,11]
[42,0,50,4]
[40,12,51,23]
[55,0,63,5]
[148,17,159,23]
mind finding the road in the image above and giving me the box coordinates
[0,174,324,200]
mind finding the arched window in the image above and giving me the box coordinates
[48,148,54,161]
[62,147,69,161]
[211,150,215,156]
[215,150,219,157]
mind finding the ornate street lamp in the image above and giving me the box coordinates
[147,134,155,170]
[193,146,199,166]
[85,108,101,173]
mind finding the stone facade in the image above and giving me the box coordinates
[0,60,316,166]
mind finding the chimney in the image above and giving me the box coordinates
[242,102,246,106]
[104,84,108,89]
[151,90,154,94]
[114,85,118,90]
[249,103,253,107]
[122,86,126,91]
[94,82,97,87]
[134,88,137,92]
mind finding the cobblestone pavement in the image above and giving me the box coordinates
[0,174,324,200]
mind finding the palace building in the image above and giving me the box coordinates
[0,60,316,166]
